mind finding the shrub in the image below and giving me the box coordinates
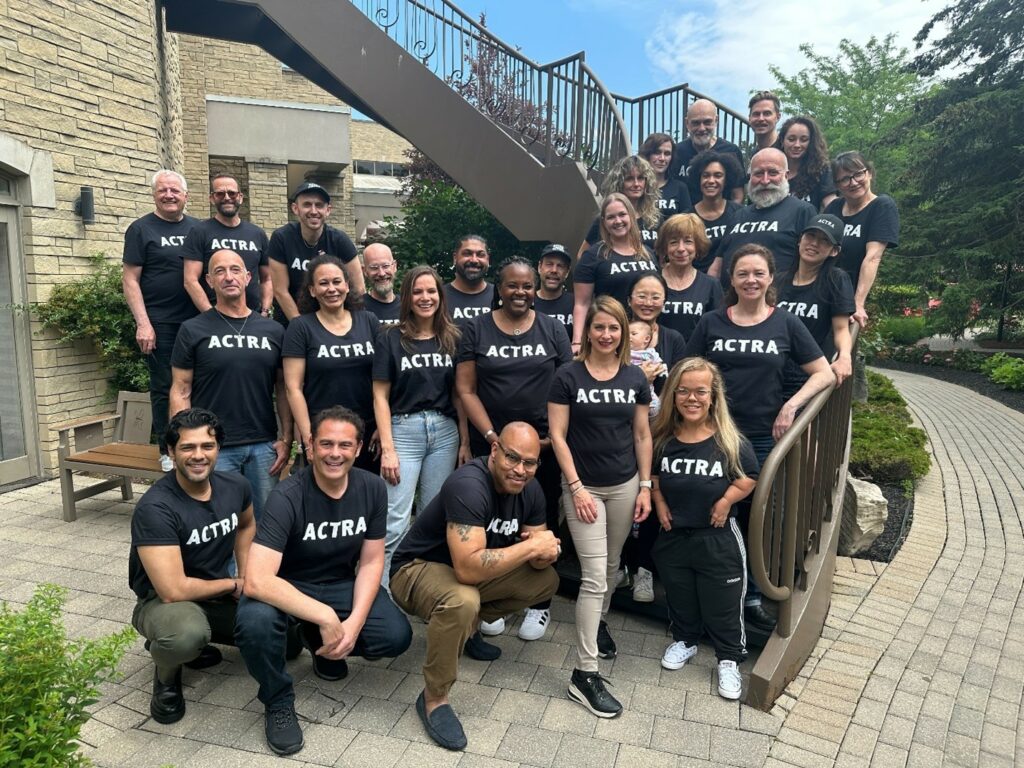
[34,255,148,395]
[869,284,926,318]
[0,584,136,767]
[873,343,986,372]
[875,315,929,345]
[982,352,1024,391]
[850,371,931,485]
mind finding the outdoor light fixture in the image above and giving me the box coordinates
[74,186,95,225]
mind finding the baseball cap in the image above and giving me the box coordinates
[539,243,571,264]
[802,214,843,246]
[291,182,330,203]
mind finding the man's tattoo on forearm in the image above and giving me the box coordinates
[449,522,473,542]
[480,550,502,569]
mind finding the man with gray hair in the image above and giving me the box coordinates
[669,98,746,204]
[710,148,816,285]
[123,170,200,471]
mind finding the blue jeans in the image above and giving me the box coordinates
[382,411,459,586]
[216,441,279,521]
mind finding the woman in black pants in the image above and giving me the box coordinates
[650,356,758,700]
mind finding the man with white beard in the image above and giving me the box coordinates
[710,149,817,285]
[669,99,746,205]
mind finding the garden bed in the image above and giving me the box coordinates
[856,482,915,563]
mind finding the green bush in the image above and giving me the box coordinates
[34,255,148,395]
[0,584,136,767]
[872,343,987,372]
[869,284,925,318]
[875,315,929,345]
[850,371,931,485]
[982,352,1024,391]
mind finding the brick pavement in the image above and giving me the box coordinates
[0,367,1019,767]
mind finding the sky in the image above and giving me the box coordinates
[452,0,948,115]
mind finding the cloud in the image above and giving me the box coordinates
[644,0,947,112]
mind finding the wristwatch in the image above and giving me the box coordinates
[638,480,653,489]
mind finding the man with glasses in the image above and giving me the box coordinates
[669,99,746,205]
[389,422,561,751]
[183,174,272,315]
[267,181,362,324]
[710,148,816,284]
[361,242,400,327]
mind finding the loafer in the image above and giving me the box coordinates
[463,630,501,661]
[745,604,777,630]
[300,622,349,681]
[150,667,185,724]
[416,690,467,751]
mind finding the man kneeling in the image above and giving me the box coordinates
[129,408,253,725]
[390,422,561,750]
[235,406,412,756]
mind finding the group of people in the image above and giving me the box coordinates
[123,89,900,756]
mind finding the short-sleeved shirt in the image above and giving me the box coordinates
[716,196,817,285]
[792,167,835,211]
[776,266,855,359]
[824,195,900,294]
[657,178,694,217]
[171,310,284,446]
[684,308,823,438]
[373,329,456,419]
[282,311,380,424]
[390,457,546,575]
[586,213,662,251]
[694,201,741,272]
[266,223,357,303]
[129,471,251,598]
[363,294,401,327]
[444,282,494,327]
[534,290,574,341]
[654,435,759,529]
[182,218,270,311]
[574,245,658,309]
[660,271,724,340]
[122,212,200,324]
[670,137,746,203]
[458,312,572,441]
[254,466,386,584]
[548,361,651,486]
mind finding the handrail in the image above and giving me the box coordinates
[747,324,860,637]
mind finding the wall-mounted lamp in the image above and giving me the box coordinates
[74,186,95,225]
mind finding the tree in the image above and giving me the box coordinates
[913,0,1024,86]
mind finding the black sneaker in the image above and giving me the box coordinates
[568,668,622,718]
[150,667,185,724]
[300,622,349,681]
[265,704,304,755]
[597,620,617,659]
[463,630,502,661]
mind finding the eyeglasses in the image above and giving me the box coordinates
[496,442,540,470]
[632,293,664,303]
[212,190,240,200]
[835,168,869,187]
[365,261,396,273]
[674,387,712,399]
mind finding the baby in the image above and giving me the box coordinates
[628,320,667,417]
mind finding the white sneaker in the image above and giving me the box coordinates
[718,660,742,699]
[613,568,630,590]
[661,640,698,670]
[159,454,173,472]
[518,608,550,641]
[632,567,654,603]
[479,617,505,636]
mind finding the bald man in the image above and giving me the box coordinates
[171,249,292,520]
[669,98,747,204]
[361,243,400,327]
[390,422,561,751]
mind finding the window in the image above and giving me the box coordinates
[352,160,408,177]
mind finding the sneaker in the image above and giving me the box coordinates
[717,660,742,700]
[463,631,502,661]
[613,568,630,590]
[159,454,173,472]
[568,668,622,718]
[632,567,654,603]
[479,616,505,636]
[518,608,550,641]
[596,620,617,659]
[661,640,698,670]
[264,704,304,755]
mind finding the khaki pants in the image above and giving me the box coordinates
[390,559,559,697]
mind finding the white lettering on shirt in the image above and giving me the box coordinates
[777,301,819,319]
[662,301,704,316]
[483,344,548,359]
[302,517,369,541]
[575,388,638,404]
[400,353,453,371]
[660,457,724,477]
[705,224,728,239]
[207,335,273,350]
[185,512,240,545]
[729,220,780,235]
[289,257,311,272]
[486,518,520,536]
[608,260,657,275]
[160,235,187,247]
[709,338,780,355]
[843,224,862,238]
[452,306,492,320]
[316,342,374,359]
[210,237,260,252]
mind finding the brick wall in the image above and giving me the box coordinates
[351,119,412,165]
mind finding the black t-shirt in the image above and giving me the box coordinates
[171,310,284,446]
[684,308,823,438]
[824,195,900,294]
[255,466,386,584]
[266,223,357,303]
[444,283,494,327]
[670,137,746,203]
[458,312,572,440]
[792,167,835,211]
[574,244,658,309]
[129,471,251,598]
[776,266,855,358]
[586,213,662,251]
[534,290,574,341]
[694,201,742,272]
[282,311,380,423]
[122,212,200,325]
[716,197,817,286]
[390,457,546,575]
[654,435,759,529]
[660,272,724,340]
[654,325,688,369]
[182,219,270,311]
[373,330,456,419]
[548,361,651,486]
[657,178,694,217]
[363,294,401,327]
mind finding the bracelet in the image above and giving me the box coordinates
[484,429,496,440]
[567,479,582,489]
[571,485,585,496]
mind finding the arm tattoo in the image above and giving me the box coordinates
[448,522,474,542]
[480,550,503,569]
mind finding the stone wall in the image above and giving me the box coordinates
[350,119,412,165]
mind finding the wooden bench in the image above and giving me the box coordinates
[57,391,163,522]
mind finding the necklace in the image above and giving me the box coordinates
[214,308,252,335]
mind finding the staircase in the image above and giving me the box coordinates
[162,0,750,249]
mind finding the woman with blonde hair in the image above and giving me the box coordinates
[578,155,662,257]
[649,356,758,700]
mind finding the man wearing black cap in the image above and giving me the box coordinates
[533,243,574,341]
[267,182,363,323]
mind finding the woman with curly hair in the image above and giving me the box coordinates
[639,133,692,218]
[773,116,837,211]
[688,150,744,273]
[578,155,662,258]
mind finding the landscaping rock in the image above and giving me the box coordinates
[839,477,888,556]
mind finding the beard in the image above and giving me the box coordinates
[748,178,790,209]
[690,133,714,150]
